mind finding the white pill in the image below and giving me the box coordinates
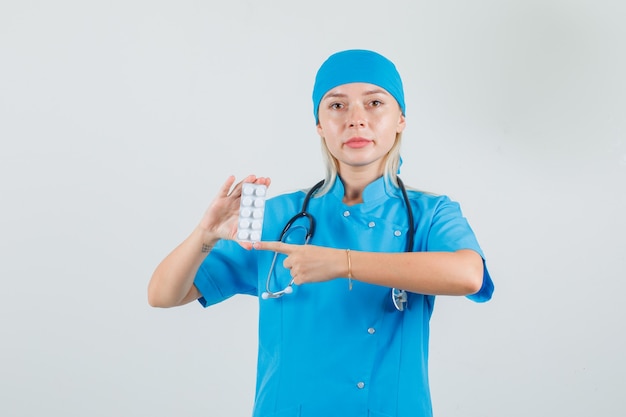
[236,183,267,242]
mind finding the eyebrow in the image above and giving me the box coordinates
[322,88,390,101]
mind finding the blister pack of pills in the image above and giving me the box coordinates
[237,183,267,242]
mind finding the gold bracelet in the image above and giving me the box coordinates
[346,249,353,291]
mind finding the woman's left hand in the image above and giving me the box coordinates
[252,241,347,285]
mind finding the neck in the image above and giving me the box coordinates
[339,168,383,205]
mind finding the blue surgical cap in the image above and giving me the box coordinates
[312,49,405,124]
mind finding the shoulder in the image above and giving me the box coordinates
[265,188,307,219]
[267,188,307,204]
[402,187,471,226]
[267,181,330,208]
[404,186,455,209]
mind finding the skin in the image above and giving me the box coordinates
[316,82,406,204]
[148,82,483,308]
[148,175,270,307]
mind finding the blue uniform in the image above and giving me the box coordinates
[194,177,494,417]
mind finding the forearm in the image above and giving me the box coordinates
[148,227,219,308]
[347,249,484,296]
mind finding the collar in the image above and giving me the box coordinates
[330,176,402,208]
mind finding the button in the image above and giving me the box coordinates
[394,230,402,237]
[343,210,351,217]
[356,382,365,389]
[368,221,375,228]
[367,327,376,334]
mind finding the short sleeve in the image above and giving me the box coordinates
[193,239,259,307]
[426,196,494,302]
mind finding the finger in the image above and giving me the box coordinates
[242,174,258,183]
[237,241,254,251]
[283,258,292,271]
[218,175,237,197]
[253,240,291,254]
[229,175,257,197]
[253,177,271,187]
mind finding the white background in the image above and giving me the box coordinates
[1,1,625,416]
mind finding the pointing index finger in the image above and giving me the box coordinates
[253,241,292,254]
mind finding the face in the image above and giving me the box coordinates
[316,82,406,176]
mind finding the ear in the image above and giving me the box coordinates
[316,122,324,137]
[396,113,406,134]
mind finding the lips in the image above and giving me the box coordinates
[345,137,372,149]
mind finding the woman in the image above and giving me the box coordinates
[148,49,494,417]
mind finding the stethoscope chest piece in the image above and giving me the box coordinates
[392,288,408,311]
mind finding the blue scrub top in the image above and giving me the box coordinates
[194,176,494,417]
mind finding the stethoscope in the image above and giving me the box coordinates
[261,177,415,311]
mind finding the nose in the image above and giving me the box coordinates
[348,105,366,128]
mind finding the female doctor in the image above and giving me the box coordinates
[148,49,494,417]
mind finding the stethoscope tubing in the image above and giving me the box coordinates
[262,177,415,310]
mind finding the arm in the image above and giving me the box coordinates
[147,175,270,308]
[252,242,484,297]
[147,227,215,308]
[346,248,483,296]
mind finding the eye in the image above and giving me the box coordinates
[369,99,383,107]
[329,102,344,110]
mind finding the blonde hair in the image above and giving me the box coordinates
[315,132,403,196]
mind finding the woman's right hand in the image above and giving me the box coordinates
[198,175,271,243]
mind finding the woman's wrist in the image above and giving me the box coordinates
[193,226,220,253]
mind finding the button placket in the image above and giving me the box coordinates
[354,324,377,391]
